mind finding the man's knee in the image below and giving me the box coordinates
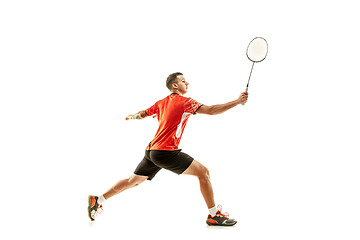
[198,165,210,181]
[183,160,210,180]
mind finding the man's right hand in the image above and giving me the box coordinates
[238,92,248,104]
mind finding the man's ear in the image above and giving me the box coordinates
[172,82,178,89]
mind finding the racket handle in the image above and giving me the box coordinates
[241,87,248,105]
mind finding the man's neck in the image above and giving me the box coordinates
[171,90,183,96]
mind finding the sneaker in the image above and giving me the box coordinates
[206,205,237,226]
[88,195,103,221]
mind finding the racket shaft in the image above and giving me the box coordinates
[242,63,254,105]
[246,62,255,92]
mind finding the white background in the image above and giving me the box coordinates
[1,0,359,239]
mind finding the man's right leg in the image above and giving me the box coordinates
[103,174,148,200]
[182,160,215,208]
[182,160,237,226]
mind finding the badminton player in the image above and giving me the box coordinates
[88,72,248,226]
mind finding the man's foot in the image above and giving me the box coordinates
[88,195,103,221]
[206,205,237,226]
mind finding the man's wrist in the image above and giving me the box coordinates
[133,111,143,119]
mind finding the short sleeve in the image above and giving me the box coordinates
[184,98,203,115]
[145,101,159,116]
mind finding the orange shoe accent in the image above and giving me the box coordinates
[90,196,95,208]
[207,219,218,224]
[216,205,229,219]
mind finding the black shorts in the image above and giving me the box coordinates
[134,150,194,180]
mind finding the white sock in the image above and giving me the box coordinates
[97,195,106,204]
[209,206,217,217]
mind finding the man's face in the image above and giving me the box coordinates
[173,75,189,95]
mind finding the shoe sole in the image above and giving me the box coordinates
[206,221,237,226]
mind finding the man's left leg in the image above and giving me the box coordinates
[103,174,149,200]
[88,150,160,221]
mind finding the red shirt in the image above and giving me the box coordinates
[145,93,203,150]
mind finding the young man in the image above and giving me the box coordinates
[88,72,248,226]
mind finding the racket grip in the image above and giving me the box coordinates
[241,87,248,105]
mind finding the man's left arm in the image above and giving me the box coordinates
[125,110,149,120]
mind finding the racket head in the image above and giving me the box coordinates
[246,37,268,63]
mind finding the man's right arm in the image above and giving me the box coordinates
[196,92,248,115]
